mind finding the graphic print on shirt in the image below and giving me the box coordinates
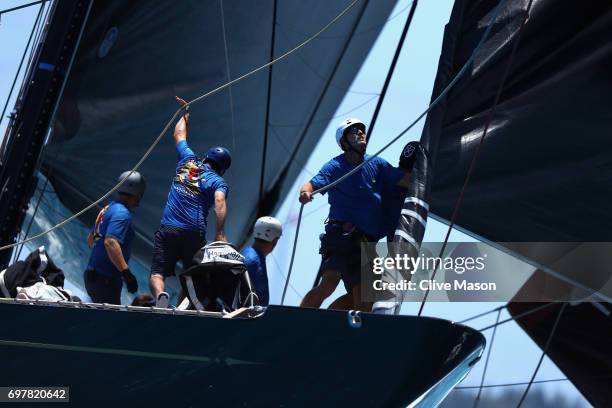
[174,160,204,196]
[93,204,110,241]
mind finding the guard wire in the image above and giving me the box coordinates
[516,302,567,408]
[0,0,361,253]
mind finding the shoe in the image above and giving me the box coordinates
[156,291,170,308]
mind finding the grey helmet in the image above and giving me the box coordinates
[117,170,146,197]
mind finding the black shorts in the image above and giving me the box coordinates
[84,269,122,305]
[318,224,374,292]
[150,225,207,278]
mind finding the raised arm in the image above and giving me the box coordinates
[173,96,190,145]
[214,190,228,242]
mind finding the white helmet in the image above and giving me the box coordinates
[335,117,367,149]
[253,216,282,242]
[117,170,146,197]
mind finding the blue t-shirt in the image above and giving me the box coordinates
[242,246,269,306]
[310,154,403,238]
[160,140,229,233]
[86,201,134,280]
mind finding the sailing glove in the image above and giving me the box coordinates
[399,141,420,171]
[121,268,138,293]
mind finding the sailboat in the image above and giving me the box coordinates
[0,1,485,407]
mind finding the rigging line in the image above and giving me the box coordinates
[455,378,569,390]
[0,2,45,163]
[23,0,50,77]
[269,251,304,299]
[0,0,46,15]
[280,203,304,304]
[268,125,315,176]
[280,2,368,305]
[281,0,368,183]
[218,0,236,166]
[258,0,278,212]
[457,305,505,324]
[0,0,362,253]
[278,0,415,41]
[368,0,418,141]
[473,307,501,408]
[516,302,567,408]
[310,0,508,197]
[478,302,556,332]
[274,23,380,96]
[417,0,532,317]
[281,0,508,302]
[269,94,379,128]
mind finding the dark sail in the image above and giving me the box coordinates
[40,0,398,267]
[421,0,612,406]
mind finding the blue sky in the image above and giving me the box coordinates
[0,1,591,406]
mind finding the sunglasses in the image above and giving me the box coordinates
[346,126,364,135]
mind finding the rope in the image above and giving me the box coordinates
[0,0,362,254]
[269,93,379,128]
[457,305,505,324]
[280,204,303,304]
[473,307,501,408]
[274,23,380,97]
[218,0,236,162]
[310,0,418,290]
[417,0,531,317]
[516,302,567,408]
[279,0,508,304]
[280,0,416,41]
[367,0,418,140]
[258,0,277,211]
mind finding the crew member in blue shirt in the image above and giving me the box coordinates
[298,118,411,312]
[84,171,146,304]
[149,96,231,308]
[241,216,283,306]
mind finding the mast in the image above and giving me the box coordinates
[0,0,92,268]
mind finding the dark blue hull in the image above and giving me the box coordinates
[0,302,484,407]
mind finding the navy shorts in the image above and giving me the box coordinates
[84,269,122,304]
[150,225,207,278]
[318,224,374,292]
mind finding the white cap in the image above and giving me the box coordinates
[253,216,282,242]
[335,117,366,149]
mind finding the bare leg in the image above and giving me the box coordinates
[328,293,353,310]
[149,274,165,298]
[300,270,341,309]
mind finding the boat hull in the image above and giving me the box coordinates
[0,302,484,407]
